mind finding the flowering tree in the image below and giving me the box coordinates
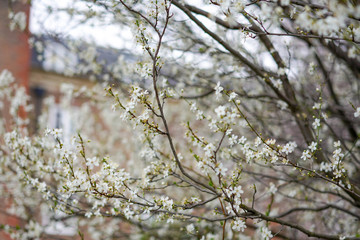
[1,0,360,239]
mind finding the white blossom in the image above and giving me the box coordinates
[9,11,27,31]
[204,143,216,158]
[312,118,321,129]
[261,227,273,240]
[268,182,277,195]
[308,142,317,152]
[186,224,195,233]
[0,69,15,88]
[281,141,297,155]
[334,141,341,148]
[301,150,311,161]
[215,105,227,118]
[354,107,360,118]
[228,92,237,101]
[232,219,246,232]
[214,82,223,100]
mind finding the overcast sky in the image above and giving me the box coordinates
[28,0,277,71]
[30,0,134,49]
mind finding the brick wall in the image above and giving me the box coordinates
[0,0,30,88]
[0,1,30,239]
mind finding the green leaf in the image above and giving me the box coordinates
[78,230,85,240]
[208,179,214,187]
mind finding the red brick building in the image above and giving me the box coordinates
[0,1,30,239]
[0,1,30,89]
